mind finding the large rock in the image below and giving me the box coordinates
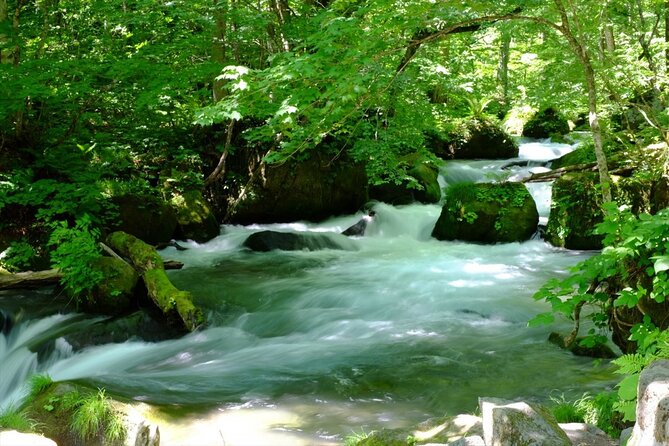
[75,257,140,315]
[228,152,367,224]
[480,397,571,446]
[170,190,220,242]
[432,182,538,243]
[522,107,570,138]
[434,119,518,160]
[242,230,356,252]
[370,154,441,205]
[112,194,178,245]
[545,173,653,250]
[626,359,669,446]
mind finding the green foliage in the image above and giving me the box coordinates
[0,241,36,273]
[47,215,103,296]
[0,406,36,432]
[345,429,373,446]
[70,389,126,443]
[28,374,54,400]
[549,392,624,437]
[534,203,669,421]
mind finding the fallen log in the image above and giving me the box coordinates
[0,269,63,290]
[523,163,634,183]
[106,231,204,331]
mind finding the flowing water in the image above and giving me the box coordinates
[0,139,618,445]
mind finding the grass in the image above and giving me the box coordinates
[0,406,37,432]
[70,388,126,443]
[549,392,626,437]
[28,374,54,399]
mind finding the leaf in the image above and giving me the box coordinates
[528,312,554,327]
[616,374,639,401]
[652,255,669,273]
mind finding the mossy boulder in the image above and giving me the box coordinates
[170,190,220,242]
[548,332,617,359]
[112,194,178,245]
[73,257,139,315]
[369,154,441,204]
[432,182,539,243]
[24,382,127,446]
[228,152,367,224]
[545,173,653,250]
[522,107,570,138]
[432,119,518,160]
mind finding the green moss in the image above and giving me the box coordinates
[522,107,570,138]
[107,231,164,271]
[434,182,538,243]
[170,190,220,242]
[144,269,204,331]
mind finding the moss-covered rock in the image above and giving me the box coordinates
[24,382,126,446]
[432,182,538,243]
[545,173,653,250]
[369,153,441,204]
[432,119,518,160]
[112,194,178,245]
[227,152,367,224]
[73,257,139,315]
[548,332,617,359]
[522,107,570,138]
[171,190,220,242]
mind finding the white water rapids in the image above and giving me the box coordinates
[0,139,617,445]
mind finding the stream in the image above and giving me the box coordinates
[0,139,618,445]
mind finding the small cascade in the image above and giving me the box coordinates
[0,139,614,446]
[0,313,89,412]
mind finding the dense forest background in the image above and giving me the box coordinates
[3,0,669,440]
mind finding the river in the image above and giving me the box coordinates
[0,138,617,445]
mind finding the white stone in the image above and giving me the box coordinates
[627,359,669,446]
[559,422,615,446]
[0,430,57,446]
[480,397,571,446]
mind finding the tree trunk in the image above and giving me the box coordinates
[553,0,613,204]
[665,0,669,70]
[212,0,228,102]
[497,31,511,105]
[0,0,7,64]
[0,269,63,290]
[106,232,205,332]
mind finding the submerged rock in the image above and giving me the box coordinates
[243,230,356,252]
[432,182,538,243]
[342,211,376,236]
[548,332,617,359]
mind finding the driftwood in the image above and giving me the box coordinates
[523,163,597,183]
[523,163,634,183]
[106,231,203,331]
[0,269,63,290]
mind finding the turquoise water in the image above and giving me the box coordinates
[0,140,617,445]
